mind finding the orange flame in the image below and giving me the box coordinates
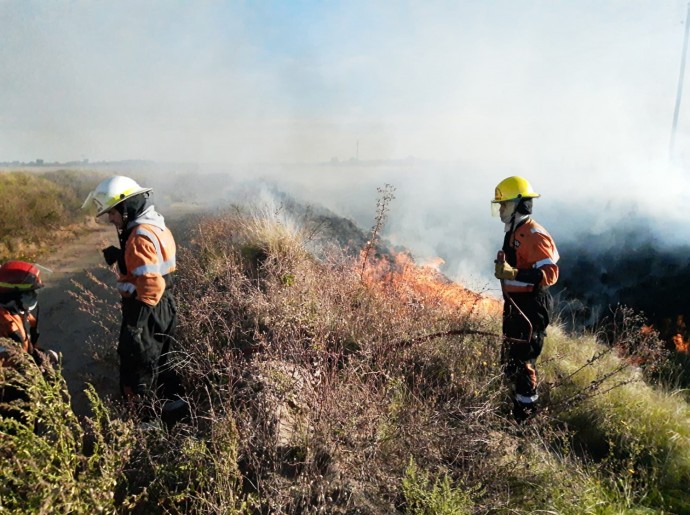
[665,315,690,354]
[673,333,689,354]
[420,256,446,271]
[640,324,655,335]
[360,249,501,317]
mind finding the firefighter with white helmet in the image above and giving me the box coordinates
[491,176,559,423]
[81,175,152,219]
[82,176,185,421]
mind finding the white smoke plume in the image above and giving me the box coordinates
[2,1,690,296]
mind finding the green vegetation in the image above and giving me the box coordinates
[0,170,105,261]
[0,346,134,513]
[402,457,478,514]
[542,326,690,513]
[1,175,689,512]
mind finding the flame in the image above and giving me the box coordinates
[642,317,690,355]
[420,256,445,271]
[640,324,655,335]
[360,249,501,317]
[673,333,689,354]
[664,315,690,354]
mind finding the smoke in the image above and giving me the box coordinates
[2,1,688,163]
[3,1,690,313]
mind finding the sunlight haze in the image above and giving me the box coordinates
[2,1,690,289]
[1,1,687,166]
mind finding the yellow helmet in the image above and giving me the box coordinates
[81,176,152,217]
[491,176,540,203]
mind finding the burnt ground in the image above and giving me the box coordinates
[553,239,690,336]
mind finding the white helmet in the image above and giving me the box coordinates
[81,176,152,217]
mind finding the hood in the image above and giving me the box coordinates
[127,206,167,231]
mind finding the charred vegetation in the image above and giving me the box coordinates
[554,228,690,390]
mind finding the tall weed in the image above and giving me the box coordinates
[0,347,134,513]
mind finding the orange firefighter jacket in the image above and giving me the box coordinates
[117,223,176,306]
[503,218,559,294]
[0,308,36,366]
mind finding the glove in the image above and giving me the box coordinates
[102,245,122,266]
[495,260,518,280]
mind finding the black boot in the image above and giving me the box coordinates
[513,400,537,424]
[161,396,190,428]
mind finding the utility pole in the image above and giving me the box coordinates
[670,2,690,161]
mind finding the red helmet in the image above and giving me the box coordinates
[0,261,45,293]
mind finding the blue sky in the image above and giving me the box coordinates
[1,0,688,168]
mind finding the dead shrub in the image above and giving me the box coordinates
[164,204,509,513]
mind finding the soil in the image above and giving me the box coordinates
[38,220,122,417]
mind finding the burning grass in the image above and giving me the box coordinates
[4,189,690,512]
[165,204,690,512]
[166,205,516,512]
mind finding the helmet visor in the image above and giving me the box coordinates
[491,200,518,221]
[81,191,94,210]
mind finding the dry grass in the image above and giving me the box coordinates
[0,170,105,261]
[166,202,690,513]
[4,180,690,513]
[165,204,513,513]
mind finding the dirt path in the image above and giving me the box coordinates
[38,221,122,417]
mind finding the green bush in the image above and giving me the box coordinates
[541,326,690,511]
[402,457,477,514]
[0,347,135,513]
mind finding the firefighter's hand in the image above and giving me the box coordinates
[495,261,518,280]
[102,246,121,266]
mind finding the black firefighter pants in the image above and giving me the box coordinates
[118,292,180,401]
[500,289,552,421]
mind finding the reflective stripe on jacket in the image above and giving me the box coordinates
[118,223,176,305]
[503,218,559,293]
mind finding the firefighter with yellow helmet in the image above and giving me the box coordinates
[82,176,185,421]
[491,176,559,423]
